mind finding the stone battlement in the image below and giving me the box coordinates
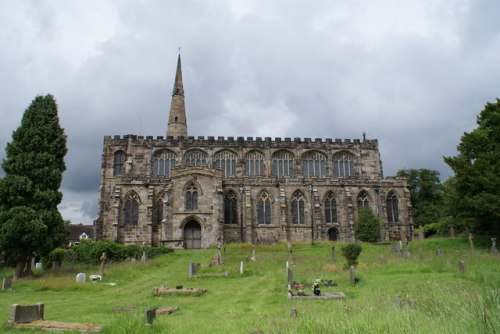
[104,134,378,148]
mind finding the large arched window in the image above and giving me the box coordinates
[185,183,198,211]
[113,150,126,176]
[272,150,294,178]
[245,150,265,177]
[386,192,399,223]
[333,152,356,177]
[214,150,237,178]
[184,150,208,166]
[291,191,305,225]
[257,192,272,225]
[124,192,140,226]
[152,150,176,177]
[224,192,238,224]
[156,194,164,225]
[324,192,337,224]
[357,191,370,210]
[302,151,327,178]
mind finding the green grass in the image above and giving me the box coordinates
[0,237,498,333]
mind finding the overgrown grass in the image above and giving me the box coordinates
[0,237,498,333]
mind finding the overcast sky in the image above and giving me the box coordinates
[1,0,499,225]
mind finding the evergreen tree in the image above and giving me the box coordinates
[444,99,500,235]
[355,207,381,242]
[0,95,67,278]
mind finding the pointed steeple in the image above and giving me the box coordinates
[166,54,187,138]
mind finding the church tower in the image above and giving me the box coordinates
[166,54,187,138]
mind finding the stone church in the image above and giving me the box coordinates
[95,55,412,248]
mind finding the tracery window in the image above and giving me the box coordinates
[357,191,370,210]
[324,192,338,224]
[272,150,294,178]
[386,192,399,223]
[257,192,272,225]
[333,152,356,177]
[224,192,238,224]
[113,150,126,176]
[214,150,237,178]
[302,151,327,178]
[245,150,265,177]
[184,150,208,166]
[124,192,139,226]
[185,183,198,211]
[291,191,305,225]
[152,150,176,177]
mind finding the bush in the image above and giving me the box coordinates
[341,243,362,267]
[43,247,67,269]
[355,207,381,242]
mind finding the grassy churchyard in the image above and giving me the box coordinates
[0,237,498,334]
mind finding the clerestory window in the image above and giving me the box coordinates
[184,150,208,166]
[214,150,237,178]
[272,150,294,178]
[152,150,176,177]
[333,152,356,177]
[245,150,265,177]
[302,151,327,178]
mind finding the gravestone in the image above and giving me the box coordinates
[450,226,456,238]
[349,266,356,284]
[76,273,86,283]
[99,252,107,276]
[8,303,44,325]
[188,263,200,278]
[251,244,256,261]
[404,250,411,259]
[436,248,442,256]
[240,261,244,275]
[290,308,297,318]
[287,242,293,263]
[491,238,498,255]
[331,242,336,262]
[418,226,424,240]
[141,242,147,262]
[2,277,13,291]
[144,308,157,325]
[35,262,42,270]
[458,260,466,273]
[287,268,294,283]
[379,256,385,264]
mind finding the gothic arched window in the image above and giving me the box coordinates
[302,151,327,178]
[224,192,238,224]
[245,150,265,177]
[333,151,356,177]
[324,192,337,224]
[257,192,272,225]
[272,150,294,178]
[184,150,208,166]
[152,150,177,177]
[387,192,399,223]
[113,150,126,176]
[214,150,237,177]
[291,191,305,225]
[124,192,139,226]
[185,183,198,211]
[357,191,370,210]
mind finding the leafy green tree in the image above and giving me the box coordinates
[0,95,67,279]
[341,243,362,267]
[396,169,444,227]
[355,207,381,242]
[444,99,500,235]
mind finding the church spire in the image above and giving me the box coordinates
[166,54,187,138]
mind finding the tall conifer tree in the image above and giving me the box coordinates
[0,95,67,278]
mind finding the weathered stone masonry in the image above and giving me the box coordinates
[95,56,412,248]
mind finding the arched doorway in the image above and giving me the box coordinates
[328,227,339,241]
[184,220,201,249]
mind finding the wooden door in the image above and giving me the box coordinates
[184,220,201,249]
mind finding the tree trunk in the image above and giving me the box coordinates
[14,256,28,280]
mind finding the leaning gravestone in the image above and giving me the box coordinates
[2,277,13,291]
[144,308,157,325]
[76,273,86,283]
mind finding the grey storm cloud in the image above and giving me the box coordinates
[1,0,500,224]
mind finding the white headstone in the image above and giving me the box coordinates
[76,273,86,283]
[240,261,244,275]
[35,262,42,270]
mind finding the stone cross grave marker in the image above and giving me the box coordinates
[99,252,107,276]
[2,276,13,291]
[458,260,466,273]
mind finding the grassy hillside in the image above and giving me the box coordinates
[1,237,498,333]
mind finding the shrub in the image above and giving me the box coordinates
[341,243,362,267]
[43,247,67,269]
[355,207,381,242]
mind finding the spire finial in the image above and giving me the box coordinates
[178,46,181,54]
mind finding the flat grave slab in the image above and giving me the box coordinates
[287,291,346,300]
[13,320,101,333]
[153,287,207,296]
